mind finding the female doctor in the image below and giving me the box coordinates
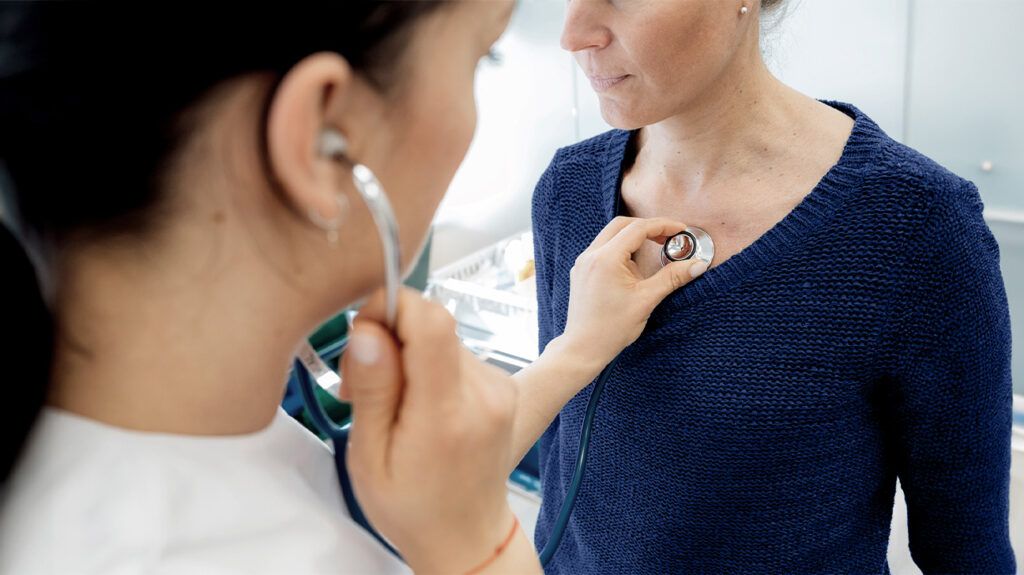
[0,2,708,574]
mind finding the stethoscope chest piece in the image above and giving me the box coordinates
[661,226,714,267]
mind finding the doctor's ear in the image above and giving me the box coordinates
[264,51,383,233]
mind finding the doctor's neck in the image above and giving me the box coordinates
[46,229,363,436]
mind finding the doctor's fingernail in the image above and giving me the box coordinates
[349,331,380,365]
[689,261,709,277]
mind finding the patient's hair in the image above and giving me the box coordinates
[759,0,791,61]
[0,1,445,487]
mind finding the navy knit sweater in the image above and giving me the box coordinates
[530,101,1016,574]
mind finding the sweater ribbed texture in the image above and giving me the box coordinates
[530,101,1016,574]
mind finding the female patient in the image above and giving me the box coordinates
[531,1,1016,573]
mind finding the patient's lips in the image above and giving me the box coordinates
[587,73,629,93]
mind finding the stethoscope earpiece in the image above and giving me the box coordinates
[318,128,349,160]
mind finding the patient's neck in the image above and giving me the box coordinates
[635,54,846,201]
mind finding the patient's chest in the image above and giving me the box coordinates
[617,136,837,281]
[623,196,806,280]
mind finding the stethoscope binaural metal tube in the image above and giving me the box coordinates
[351,163,401,330]
[295,162,402,395]
[292,161,404,559]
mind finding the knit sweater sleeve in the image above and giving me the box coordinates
[884,179,1016,573]
[531,151,561,356]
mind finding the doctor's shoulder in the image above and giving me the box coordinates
[0,408,409,575]
[0,409,171,574]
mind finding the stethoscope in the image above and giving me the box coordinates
[293,152,403,557]
[291,143,714,566]
[535,224,713,566]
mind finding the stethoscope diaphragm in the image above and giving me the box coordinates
[661,226,714,267]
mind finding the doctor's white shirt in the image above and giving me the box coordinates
[0,407,409,575]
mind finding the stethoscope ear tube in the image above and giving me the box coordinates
[538,357,619,566]
[293,350,403,559]
[294,157,402,432]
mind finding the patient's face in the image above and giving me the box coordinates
[560,0,758,129]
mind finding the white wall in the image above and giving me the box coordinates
[429,0,574,270]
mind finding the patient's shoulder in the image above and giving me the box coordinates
[534,129,629,209]
[867,136,980,213]
[550,128,629,169]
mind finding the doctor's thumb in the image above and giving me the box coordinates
[642,258,708,301]
[339,320,403,462]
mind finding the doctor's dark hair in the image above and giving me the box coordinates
[0,1,446,486]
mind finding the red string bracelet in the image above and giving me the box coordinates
[463,515,521,575]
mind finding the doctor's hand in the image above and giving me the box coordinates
[504,217,706,472]
[337,288,540,575]
[562,216,706,364]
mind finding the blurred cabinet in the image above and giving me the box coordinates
[904,0,1024,210]
[989,219,1024,396]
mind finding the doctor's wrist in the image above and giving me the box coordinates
[406,505,520,575]
[543,333,615,382]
